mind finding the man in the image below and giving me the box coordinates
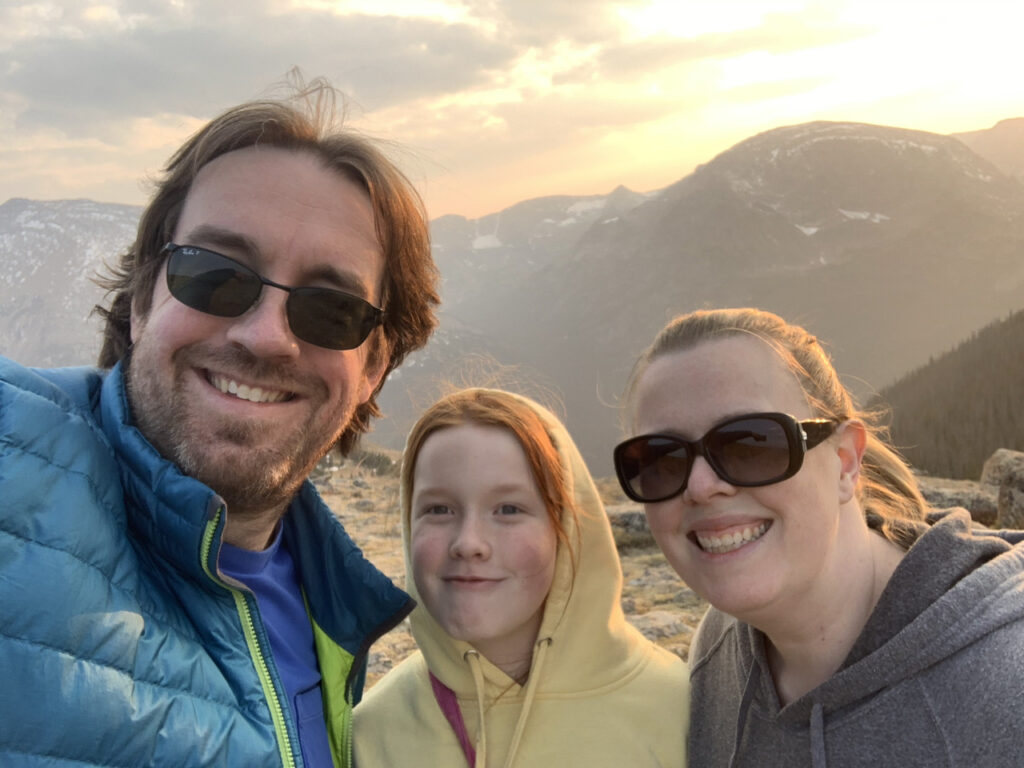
[0,81,439,767]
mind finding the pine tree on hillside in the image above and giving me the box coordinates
[873,308,1024,479]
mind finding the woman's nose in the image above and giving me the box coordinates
[683,455,735,504]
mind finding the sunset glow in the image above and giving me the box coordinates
[1,0,1021,217]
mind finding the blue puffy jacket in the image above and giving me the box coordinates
[0,358,413,767]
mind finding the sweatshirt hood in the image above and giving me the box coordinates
[399,390,655,764]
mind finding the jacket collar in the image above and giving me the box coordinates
[98,361,221,586]
[96,362,412,639]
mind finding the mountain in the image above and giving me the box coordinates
[394,121,1024,472]
[3,120,1023,473]
[0,198,141,366]
[952,118,1024,179]
[874,308,1024,480]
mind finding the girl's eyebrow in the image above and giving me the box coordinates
[413,482,535,499]
[486,482,536,496]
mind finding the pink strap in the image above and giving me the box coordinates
[429,672,476,766]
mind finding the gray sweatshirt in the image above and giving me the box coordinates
[688,509,1024,767]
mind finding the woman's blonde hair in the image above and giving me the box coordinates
[624,308,927,548]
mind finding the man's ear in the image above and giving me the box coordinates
[129,296,143,345]
[836,419,867,504]
[357,337,390,404]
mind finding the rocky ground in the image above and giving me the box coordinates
[319,463,707,689]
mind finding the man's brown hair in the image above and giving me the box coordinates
[95,77,439,454]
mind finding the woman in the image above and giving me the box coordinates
[354,388,688,767]
[614,308,1024,768]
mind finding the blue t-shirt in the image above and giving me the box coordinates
[220,527,333,768]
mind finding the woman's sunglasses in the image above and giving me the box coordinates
[163,243,384,350]
[613,412,839,503]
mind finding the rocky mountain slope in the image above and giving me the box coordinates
[384,120,1024,473]
[0,198,141,366]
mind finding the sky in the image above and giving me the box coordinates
[2,0,1023,220]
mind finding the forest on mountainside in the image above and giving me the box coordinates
[875,308,1024,480]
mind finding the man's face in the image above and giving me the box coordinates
[128,146,386,519]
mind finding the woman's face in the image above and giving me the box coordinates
[410,423,558,667]
[631,335,851,624]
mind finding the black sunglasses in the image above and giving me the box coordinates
[613,412,839,503]
[163,243,384,350]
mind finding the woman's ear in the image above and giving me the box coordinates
[835,420,867,504]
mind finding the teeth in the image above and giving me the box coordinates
[696,522,769,554]
[209,374,291,403]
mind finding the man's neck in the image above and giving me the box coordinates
[222,507,287,551]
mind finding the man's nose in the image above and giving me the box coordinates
[223,287,301,359]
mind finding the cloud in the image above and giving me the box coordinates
[2,2,519,139]
[455,0,648,46]
[558,9,873,84]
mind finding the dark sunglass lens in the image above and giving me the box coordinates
[620,437,691,501]
[708,417,792,484]
[287,288,378,350]
[167,247,260,317]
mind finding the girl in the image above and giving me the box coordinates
[355,388,688,767]
[614,308,1024,767]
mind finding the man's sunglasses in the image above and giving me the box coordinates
[613,412,839,503]
[163,243,384,350]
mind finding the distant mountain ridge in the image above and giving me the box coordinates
[2,118,1022,472]
[953,118,1024,180]
[420,119,1024,471]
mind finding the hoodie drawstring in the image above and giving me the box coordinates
[810,701,826,768]
[502,637,552,768]
[464,649,488,768]
[728,660,759,768]
[463,638,553,768]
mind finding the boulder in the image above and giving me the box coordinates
[606,503,654,550]
[998,474,1024,530]
[980,449,1024,530]
[981,449,1024,488]
[916,476,998,527]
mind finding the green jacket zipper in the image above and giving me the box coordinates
[201,507,298,768]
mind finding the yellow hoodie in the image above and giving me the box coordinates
[354,390,689,767]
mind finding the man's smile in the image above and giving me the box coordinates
[206,370,295,403]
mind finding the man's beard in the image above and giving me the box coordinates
[124,342,347,520]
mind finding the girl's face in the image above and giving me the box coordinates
[410,423,558,668]
[632,335,856,624]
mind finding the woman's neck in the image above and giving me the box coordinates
[758,517,906,706]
